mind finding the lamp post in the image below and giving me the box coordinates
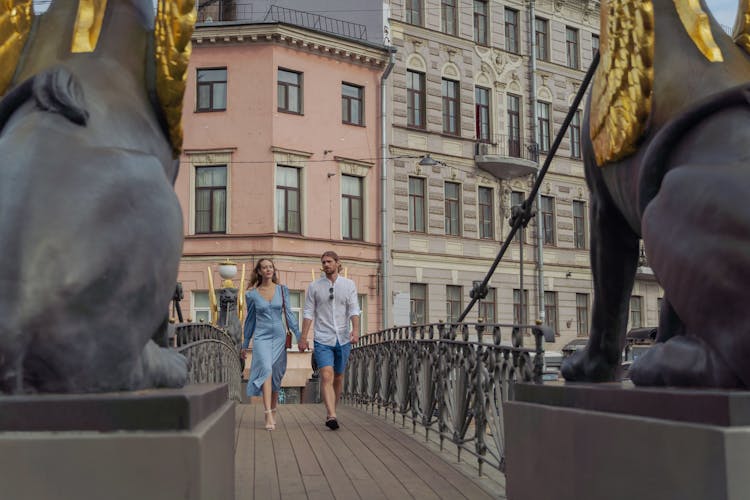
[207,259,246,348]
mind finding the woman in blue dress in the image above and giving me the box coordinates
[241,258,301,430]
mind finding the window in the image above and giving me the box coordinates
[573,200,586,249]
[410,284,427,324]
[544,291,558,334]
[357,294,367,336]
[505,8,519,54]
[576,293,589,336]
[511,190,525,241]
[195,165,227,234]
[278,68,302,114]
[541,195,555,245]
[276,166,301,234]
[570,110,582,159]
[657,297,663,322]
[196,68,227,112]
[406,0,422,25]
[342,83,364,125]
[445,181,461,236]
[478,186,494,239]
[287,291,303,348]
[446,285,462,323]
[341,175,363,240]
[409,177,426,232]
[535,18,549,61]
[442,78,460,135]
[630,296,643,328]
[407,70,426,128]
[475,86,490,142]
[192,291,213,323]
[507,94,521,157]
[513,289,529,325]
[442,0,457,35]
[478,287,496,323]
[537,101,551,153]
[474,0,488,45]
[566,27,580,69]
[592,34,600,59]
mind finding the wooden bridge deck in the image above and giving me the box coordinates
[234,403,506,500]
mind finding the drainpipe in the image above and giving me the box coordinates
[380,48,396,329]
[528,0,546,325]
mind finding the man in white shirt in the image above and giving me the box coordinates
[298,251,360,430]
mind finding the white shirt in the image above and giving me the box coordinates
[303,275,360,346]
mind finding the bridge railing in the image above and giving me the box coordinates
[343,321,554,474]
[173,322,242,402]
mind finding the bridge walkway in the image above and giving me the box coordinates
[234,403,506,499]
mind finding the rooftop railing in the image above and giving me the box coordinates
[197,2,369,41]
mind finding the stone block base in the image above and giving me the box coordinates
[505,383,750,500]
[0,384,234,500]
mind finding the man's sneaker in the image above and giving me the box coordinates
[325,417,339,430]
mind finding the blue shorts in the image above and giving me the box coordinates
[313,340,352,375]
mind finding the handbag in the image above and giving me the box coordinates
[281,285,293,349]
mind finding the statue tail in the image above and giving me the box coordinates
[0,66,88,135]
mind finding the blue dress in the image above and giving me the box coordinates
[242,285,301,396]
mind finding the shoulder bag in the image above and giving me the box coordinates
[281,285,293,349]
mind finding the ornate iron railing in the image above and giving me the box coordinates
[173,323,242,402]
[343,321,554,474]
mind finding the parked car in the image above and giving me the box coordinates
[624,327,657,362]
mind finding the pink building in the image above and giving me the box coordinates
[174,19,390,382]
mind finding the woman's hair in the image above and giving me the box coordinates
[321,250,343,272]
[249,258,279,288]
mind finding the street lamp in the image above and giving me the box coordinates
[418,154,447,167]
[207,260,246,348]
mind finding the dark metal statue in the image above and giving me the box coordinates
[0,0,195,392]
[562,0,750,388]
[218,287,243,350]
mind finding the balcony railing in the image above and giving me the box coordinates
[343,321,554,474]
[197,2,369,41]
[475,134,539,163]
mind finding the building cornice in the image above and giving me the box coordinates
[193,23,390,69]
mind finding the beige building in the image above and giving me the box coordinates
[382,0,662,349]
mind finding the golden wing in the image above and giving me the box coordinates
[733,0,750,53]
[154,0,196,158]
[589,0,655,166]
[0,0,33,96]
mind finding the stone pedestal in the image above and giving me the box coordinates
[0,384,234,500]
[505,382,750,500]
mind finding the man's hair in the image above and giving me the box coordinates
[321,250,343,272]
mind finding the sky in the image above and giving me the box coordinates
[706,0,737,29]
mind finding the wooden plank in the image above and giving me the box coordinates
[295,405,387,500]
[327,406,440,499]
[286,405,360,500]
[344,406,497,500]
[284,405,334,500]
[252,405,281,500]
[235,405,255,500]
[271,409,309,500]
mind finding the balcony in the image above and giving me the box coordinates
[474,134,539,180]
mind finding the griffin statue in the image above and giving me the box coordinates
[562,0,750,388]
[0,0,195,392]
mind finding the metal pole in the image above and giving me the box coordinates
[457,51,600,322]
[380,48,396,329]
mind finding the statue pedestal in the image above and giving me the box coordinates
[0,384,234,500]
[505,382,750,500]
